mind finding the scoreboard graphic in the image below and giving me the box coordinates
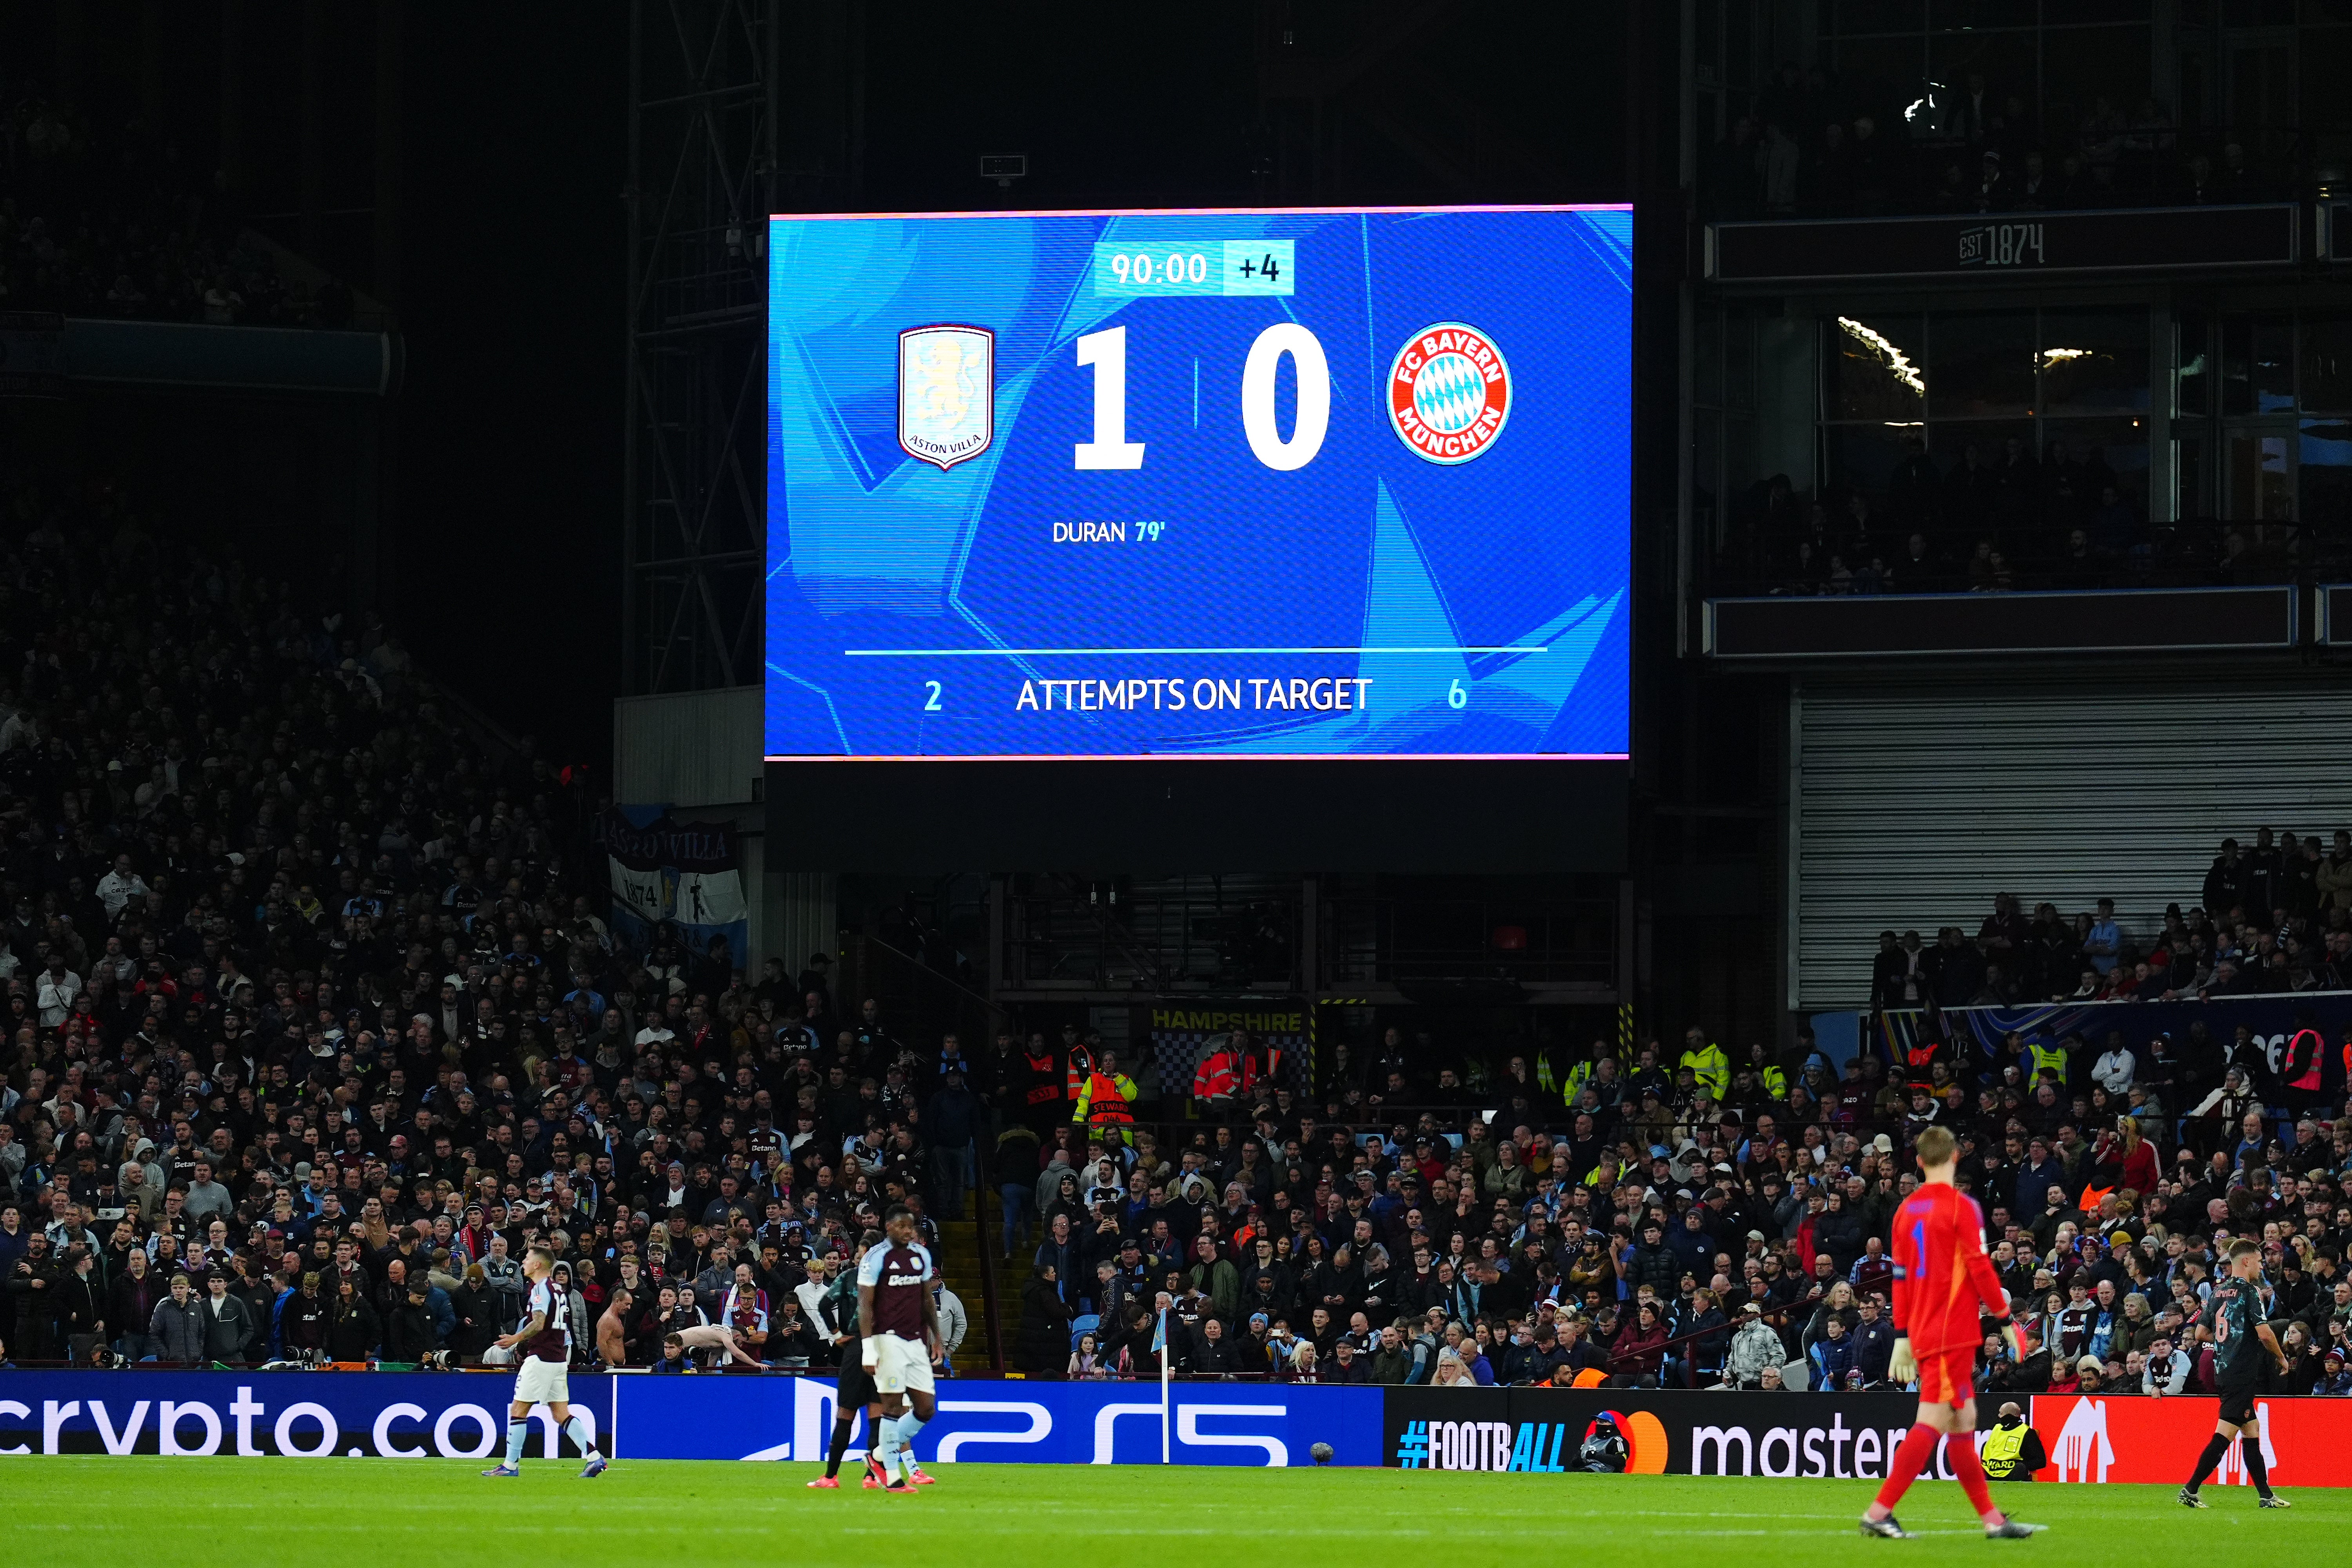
[764,205,1630,760]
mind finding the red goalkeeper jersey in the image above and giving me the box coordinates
[1888,1181,2009,1357]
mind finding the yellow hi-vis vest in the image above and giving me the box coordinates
[1979,1421,2030,1480]
[1679,1042,1728,1100]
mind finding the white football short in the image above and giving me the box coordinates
[514,1356,571,1406]
[869,1333,935,1396]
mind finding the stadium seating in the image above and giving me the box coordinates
[0,478,2344,1408]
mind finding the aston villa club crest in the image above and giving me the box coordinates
[898,324,995,470]
[1387,321,1511,464]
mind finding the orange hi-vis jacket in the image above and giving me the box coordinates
[1073,1069,1137,1125]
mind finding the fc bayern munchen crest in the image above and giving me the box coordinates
[898,324,995,471]
[1386,321,1511,464]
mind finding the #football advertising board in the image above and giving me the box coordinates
[761,204,1632,869]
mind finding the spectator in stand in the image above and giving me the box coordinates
[0,85,325,324]
[0,481,2337,1414]
[1016,1263,1071,1376]
[107,1245,164,1361]
[147,1271,206,1363]
[1707,64,2285,226]
[198,1270,255,1365]
[2143,1334,2189,1396]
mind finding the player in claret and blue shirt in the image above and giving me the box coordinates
[857,1204,944,1495]
[481,1243,608,1479]
[1860,1126,2043,1541]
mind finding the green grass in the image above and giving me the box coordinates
[5,1460,2342,1565]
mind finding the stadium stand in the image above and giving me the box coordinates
[3,14,2347,1420]
[1871,837,2352,1011]
[0,82,324,325]
[2,475,2344,1405]
[1706,63,2280,225]
[1691,23,2352,601]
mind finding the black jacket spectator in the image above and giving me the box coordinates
[281,1285,330,1355]
[108,1266,167,1348]
[384,1292,439,1363]
[446,1281,500,1360]
[327,1292,381,1362]
[1931,930,1985,1007]
[201,1288,258,1364]
[1014,1265,1071,1376]
[149,1293,209,1363]
[1188,1325,1247,1377]
[8,1247,59,1359]
[53,1259,107,1348]
[2204,844,2247,915]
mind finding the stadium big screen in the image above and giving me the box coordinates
[763,205,1631,869]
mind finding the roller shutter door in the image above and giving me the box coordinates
[1791,671,2352,1009]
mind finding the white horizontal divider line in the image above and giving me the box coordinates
[842,645,1548,656]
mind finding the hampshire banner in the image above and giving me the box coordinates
[1147,1000,1310,1102]
[601,809,749,977]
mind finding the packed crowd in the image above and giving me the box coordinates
[0,467,645,1369]
[1874,831,2352,1012]
[995,1005,2352,1400]
[3,487,2348,1410]
[0,82,321,325]
[1711,65,2284,221]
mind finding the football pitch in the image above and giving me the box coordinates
[7,1460,2341,1565]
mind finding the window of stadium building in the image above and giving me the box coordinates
[1700,304,2352,594]
[1700,307,2162,594]
[2177,310,2352,539]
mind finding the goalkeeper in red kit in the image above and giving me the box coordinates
[1860,1125,2045,1541]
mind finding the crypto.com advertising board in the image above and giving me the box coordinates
[7,1374,2352,1486]
[0,1372,1379,1466]
[763,205,1630,761]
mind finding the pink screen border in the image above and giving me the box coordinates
[771,201,1632,221]
[765,753,1630,762]
[766,201,1632,765]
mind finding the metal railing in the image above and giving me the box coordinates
[998,874,1301,995]
[1699,116,2326,224]
[1324,892,1619,988]
[972,1134,1006,1373]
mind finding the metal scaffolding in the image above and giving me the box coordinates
[623,0,778,694]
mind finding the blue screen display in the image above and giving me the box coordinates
[764,205,1630,759]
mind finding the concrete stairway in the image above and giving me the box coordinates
[932,1205,998,1371]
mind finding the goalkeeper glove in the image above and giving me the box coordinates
[1888,1335,1915,1382]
